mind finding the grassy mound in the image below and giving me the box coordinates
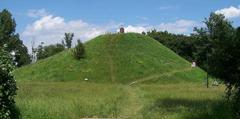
[15,33,205,84]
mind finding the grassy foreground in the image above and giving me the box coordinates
[16,81,231,119]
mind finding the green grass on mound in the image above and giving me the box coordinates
[15,33,205,84]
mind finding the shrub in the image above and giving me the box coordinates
[72,40,85,60]
[0,47,19,119]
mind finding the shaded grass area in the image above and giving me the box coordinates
[139,84,231,119]
[144,98,231,119]
[16,81,231,119]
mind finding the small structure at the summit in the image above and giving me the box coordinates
[120,27,124,33]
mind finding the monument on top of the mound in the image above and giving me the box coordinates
[120,26,124,33]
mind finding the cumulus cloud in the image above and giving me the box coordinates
[157,19,198,34]
[27,8,49,18]
[21,15,119,50]
[123,25,148,33]
[121,19,198,34]
[215,6,240,18]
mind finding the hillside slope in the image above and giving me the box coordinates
[15,33,205,84]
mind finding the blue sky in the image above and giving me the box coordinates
[1,0,240,49]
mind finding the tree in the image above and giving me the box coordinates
[0,9,31,67]
[195,13,240,118]
[36,43,65,60]
[36,42,45,60]
[0,46,19,119]
[62,33,74,49]
[72,39,85,60]
[231,27,240,118]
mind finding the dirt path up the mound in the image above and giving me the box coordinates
[129,68,193,85]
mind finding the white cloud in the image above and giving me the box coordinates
[121,19,198,34]
[215,6,240,18]
[157,19,198,34]
[123,25,148,33]
[22,15,119,50]
[27,8,49,18]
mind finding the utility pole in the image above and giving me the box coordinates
[206,44,209,88]
[206,70,209,88]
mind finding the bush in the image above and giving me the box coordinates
[72,40,85,60]
[0,47,19,119]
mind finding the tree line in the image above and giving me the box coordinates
[35,33,75,60]
[33,32,85,61]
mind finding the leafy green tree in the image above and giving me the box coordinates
[36,42,45,60]
[231,27,240,118]
[200,13,235,90]
[0,9,31,67]
[62,33,74,49]
[72,39,85,60]
[195,13,240,118]
[0,46,19,119]
[36,43,65,60]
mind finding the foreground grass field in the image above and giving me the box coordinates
[16,81,231,119]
